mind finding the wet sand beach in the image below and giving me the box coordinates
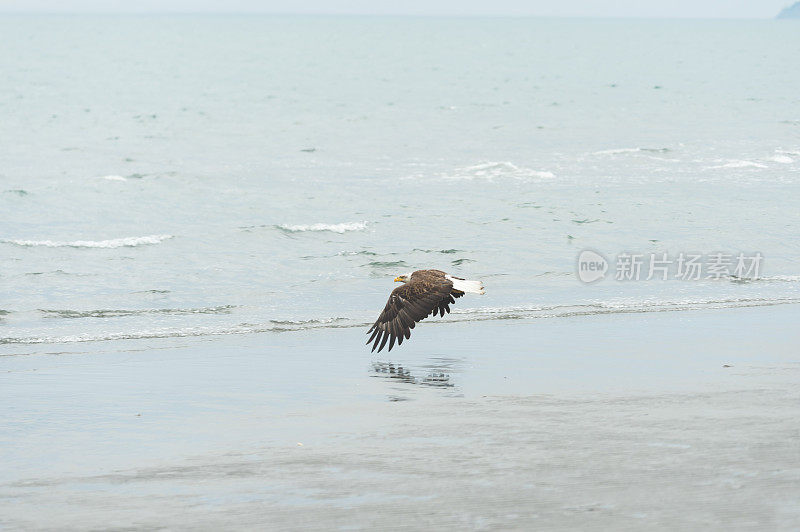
[3,304,799,530]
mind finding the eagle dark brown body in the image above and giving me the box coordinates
[367,269,484,353]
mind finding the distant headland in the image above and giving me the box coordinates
[777,2,800,18]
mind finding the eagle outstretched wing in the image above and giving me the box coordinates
[366,277,464,353]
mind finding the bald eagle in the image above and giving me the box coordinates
[367,269,485,353]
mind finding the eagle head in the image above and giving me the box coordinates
[393,273,411,283]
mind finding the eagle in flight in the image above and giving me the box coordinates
[367,269,484,353]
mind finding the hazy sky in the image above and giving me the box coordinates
[0,0,793,18]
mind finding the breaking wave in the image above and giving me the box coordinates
[276,222,367,234]
[336,250,378,256]
[2,235,174,248]
[590,147,671,156]
[439,162,555,181]
[0,320,356,346]
[269,317,348,325]
[708,160,768,169]
[449,296,800,320]
[39,306,236,319]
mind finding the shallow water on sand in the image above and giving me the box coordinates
[2,306,800,529]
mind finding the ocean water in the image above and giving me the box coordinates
[2,16,799,350]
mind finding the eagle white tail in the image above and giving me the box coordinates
[447,276,485,295]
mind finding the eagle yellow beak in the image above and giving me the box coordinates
[393,276,403,282]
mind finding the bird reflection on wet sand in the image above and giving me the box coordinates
[371,357,463,400]
[372,361,417,384]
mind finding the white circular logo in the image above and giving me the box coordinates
[576,249,608,283]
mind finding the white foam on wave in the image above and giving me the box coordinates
[590,147,671,156]
[277,222,368,233]
[449,304,565,315]
[591,148,642,155]
[441,162,555,181]
[2,234,174,248]
[1,317,351,345]
[1,325,251,345]
[97,175,128,181]
[767,155,794,164]
[708,160,768,169]
[451,296,800,318]
[270,317,348,325]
